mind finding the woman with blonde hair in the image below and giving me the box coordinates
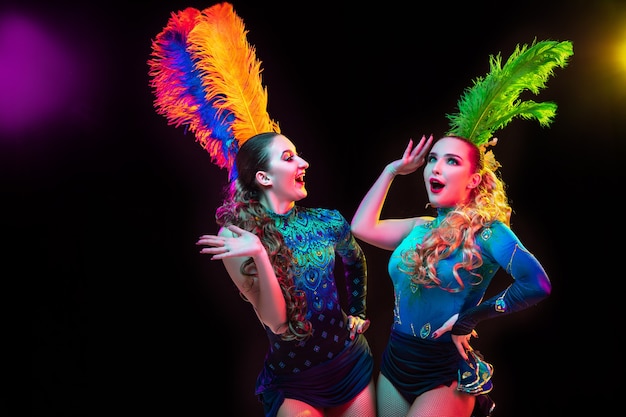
[351,39,572,417]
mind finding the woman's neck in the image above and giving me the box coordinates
[261,196,295,215]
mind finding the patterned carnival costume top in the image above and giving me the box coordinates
[254,206,373,417]
[381,208,551,416]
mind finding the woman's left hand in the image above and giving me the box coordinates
[347,315,370,340]
[451,333,477,361]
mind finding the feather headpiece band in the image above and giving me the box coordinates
[445,39,573,158]
[148,2,280,180]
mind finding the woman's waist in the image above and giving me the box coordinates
[391,322,453,342]
[265,332,368,375]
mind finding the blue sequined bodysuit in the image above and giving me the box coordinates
[380,208,551,407]
[254,206,373,417]
[387,209,551,341]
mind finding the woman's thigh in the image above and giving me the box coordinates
[277,398,324,417]
[408,381,475,417]
[327,379,376,417]
[376,373,410,417]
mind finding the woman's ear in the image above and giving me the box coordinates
[256,171,271,186]
[467,173,482,189]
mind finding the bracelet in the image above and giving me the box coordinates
[387,165,397,176]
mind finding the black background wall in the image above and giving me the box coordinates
[12,0,624,415]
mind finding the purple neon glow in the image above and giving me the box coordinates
[0,10,97,139]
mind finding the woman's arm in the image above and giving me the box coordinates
[351,136,433,250]
[451,222,551,335]
[197,225,288,334]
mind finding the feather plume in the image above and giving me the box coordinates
[148,3,279,179]
[148,8,226,158]
[187,3,280,177]
[446,39,574,147]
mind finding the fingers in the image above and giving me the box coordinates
[431,322,448,339]
[451,335,470,361]
[452,333,475,361]
[196,235,222,246]
[360,318,371,333]
[196,235,231,260]
[452,338,465,359]
[394,135,433,174]
[226,224,244,235]
[402,138,414,158]
[407,134,432,163]
[463,335,473,351]
[347,317,355,340]
[197,234,219,240]
[458,344,469,361]
[347,316,370,340]
[414,134,433,152]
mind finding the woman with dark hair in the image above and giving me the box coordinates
[196,132,376,417]
[149,4,375,415]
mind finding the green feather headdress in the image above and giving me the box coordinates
[446,39,574,150]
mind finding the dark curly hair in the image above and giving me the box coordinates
[215,132,312,341]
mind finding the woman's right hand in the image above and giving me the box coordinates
[196,224,265,260]
[431,313,477,361]
[347,315,371,340]
[387,134,433,176]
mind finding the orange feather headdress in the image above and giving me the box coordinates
[147,2,280,180]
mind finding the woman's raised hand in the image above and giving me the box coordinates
[197,224,265,260]
[388,134,433,176]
